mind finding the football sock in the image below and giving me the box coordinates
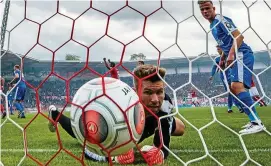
[237,92,260,123]
[228,94,233,110]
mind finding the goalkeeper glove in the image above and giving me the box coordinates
[111,149,135,164]
[141,145,164,165]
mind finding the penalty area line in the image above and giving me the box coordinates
[1,148,271,153]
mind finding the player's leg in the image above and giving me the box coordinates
[222,79,233,113]
[48,105,110,163]
[225,75,244,112]
[252,95,263,106]
[14,87,25,118]
[14,100,23,118]
[227,94,233,113]
[233,97,244,113]
[192,102,196,107]
[1,103,6,119]
[196,101,200,107]
[249,87,262,106]
[226,81,234,113]
[192,98,198,107]
[8,100,14,115]
[18,101,25,117]
[250,87,267,106]
[231,52,264,134]
[19,87,26,117]
[47,105,76,138]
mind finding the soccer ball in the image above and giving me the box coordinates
[70,77,145,156]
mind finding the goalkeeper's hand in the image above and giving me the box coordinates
[141,145,164,165]
[111,149,134,164]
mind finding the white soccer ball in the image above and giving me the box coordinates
[70,77,145,156]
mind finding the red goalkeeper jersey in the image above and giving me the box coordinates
[110,68,119,79]
[191,91,196,98]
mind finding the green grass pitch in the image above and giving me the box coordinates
[1,106,271,166]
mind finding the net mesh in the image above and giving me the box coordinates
[1,0,271,166]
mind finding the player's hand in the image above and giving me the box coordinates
[103,58,106,61]
[219,60,225,69]
[209,76,213,81]
[108,59,111,62]
[112,149,134,164]
[226,52,235,68]
[141,145,164,165]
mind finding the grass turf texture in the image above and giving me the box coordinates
[1,106,271,166]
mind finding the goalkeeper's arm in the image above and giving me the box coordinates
[153,117,171,159]
[140,116,171,165]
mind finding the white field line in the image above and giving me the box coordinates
[1,148,271,153]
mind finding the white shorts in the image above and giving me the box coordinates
[192,97,197,102]
[249,87,259,96]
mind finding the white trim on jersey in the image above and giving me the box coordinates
[249,86,260,96]
[237,52,244,83]
[14,87,19,100]
[161,99,173,114]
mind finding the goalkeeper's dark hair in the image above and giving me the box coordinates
[198,0,213,5]
[133,64,166,89]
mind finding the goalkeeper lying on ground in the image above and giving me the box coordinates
[47,64,185,165]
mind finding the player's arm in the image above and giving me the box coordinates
[221,17,244,66]
[229,30,244,56]
[210,64,217,80]
[219,52,226,66]
[9,72,19,85]
[154,116,171,158]
[103,58,111,70]
[227,30,244,67]
[141,117,169,165]
[221,17,243,51]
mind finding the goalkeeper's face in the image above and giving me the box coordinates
[140,80,165,114]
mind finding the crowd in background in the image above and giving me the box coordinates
[4,68,267,110]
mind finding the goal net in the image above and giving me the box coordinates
[1,0,271,166]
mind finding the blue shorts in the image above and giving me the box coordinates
[14,86,26,101]
[231,50,253,89]
[220,69,231,91]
